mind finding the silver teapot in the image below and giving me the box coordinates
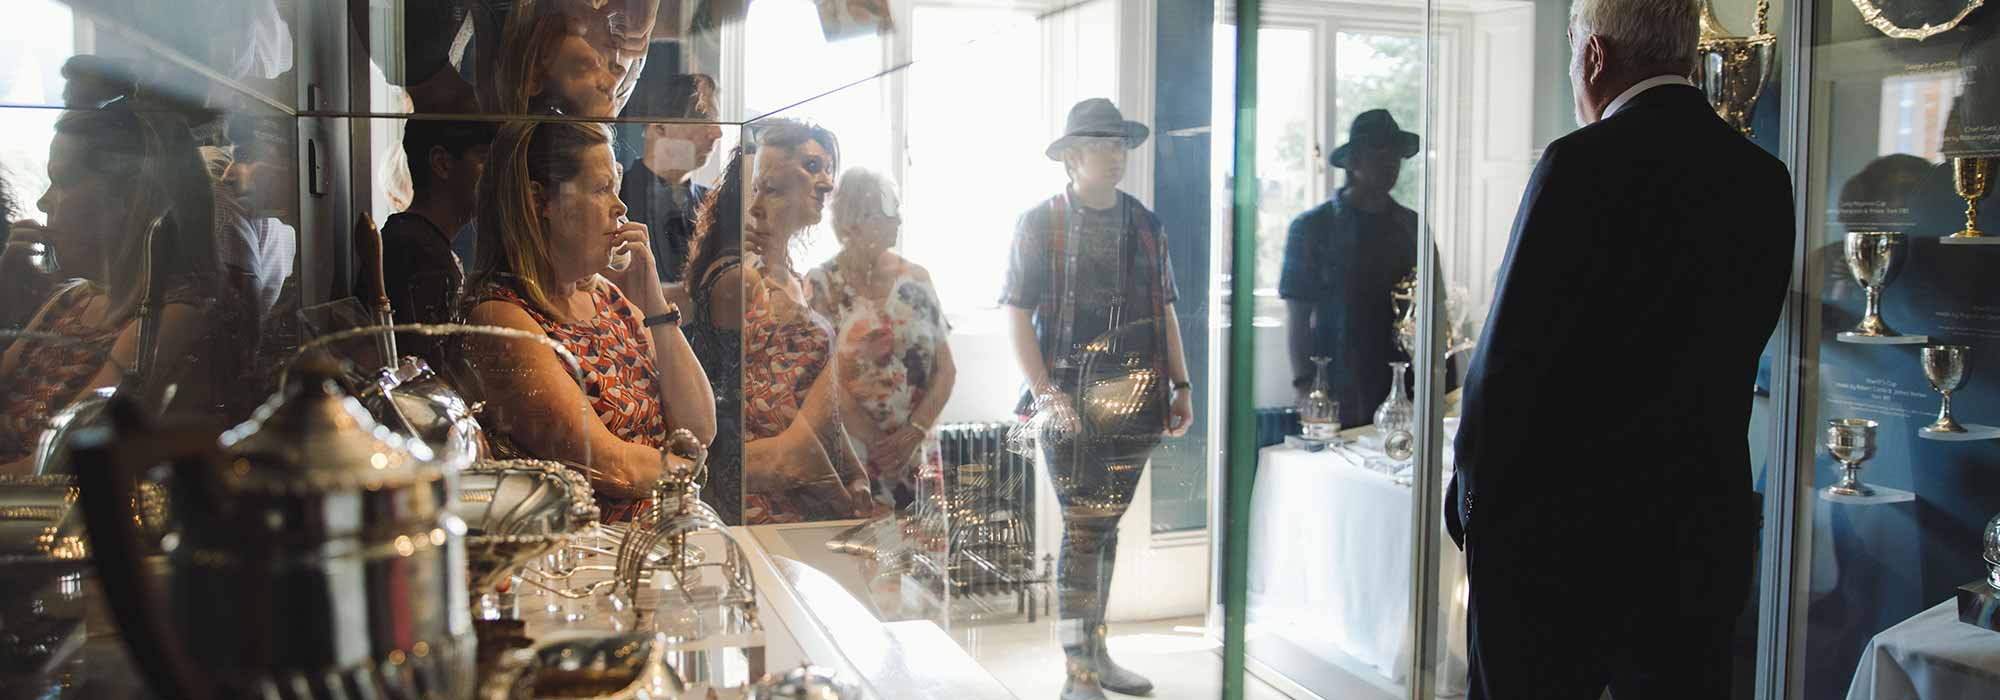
[71,358,475,700]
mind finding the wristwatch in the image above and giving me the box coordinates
[1171,379,1192,393]
[644,304,683,328]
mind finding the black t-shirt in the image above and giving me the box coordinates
[379,212,463,327]
[1279,193,1431,427]
[1000,190,1176,397]
[620,159,705,283]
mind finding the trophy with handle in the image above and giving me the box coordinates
[1694,0,1776,136]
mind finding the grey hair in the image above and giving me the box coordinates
[1571,0,1700,73]
[829,167,899,240]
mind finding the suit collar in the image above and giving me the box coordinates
[1607,81,1709,120]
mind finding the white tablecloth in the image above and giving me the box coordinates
[1847,600,2000,700]
[1247,435,1469,694]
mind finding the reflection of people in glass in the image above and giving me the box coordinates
[622,74,722,283]
[682,149,748,524]
[460,121,716,521]
[1449,0,1794,696]
[381,119,497,326]
[486,0,659,117]
[0,94,222,470]
[211,114,298,322]
[738,120,875,523]
[1281,109,1424,427]
[807,169,956,507]
[1002,98,1192,700]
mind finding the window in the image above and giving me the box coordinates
[0,0,75,223]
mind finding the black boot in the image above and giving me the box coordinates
[1091,623,1154,696]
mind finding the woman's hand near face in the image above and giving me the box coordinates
[604,219,668,313]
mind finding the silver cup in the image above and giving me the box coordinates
[1825,418,1879,497]
[1844,232,1907,337]
[1922,344,1971,434]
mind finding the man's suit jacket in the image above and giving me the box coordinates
[1447,84,1794,549]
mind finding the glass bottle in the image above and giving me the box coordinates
[1298,356,1341,441]
[1375,361,1416,462]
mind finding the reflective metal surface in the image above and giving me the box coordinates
[748,664,863,700]
[72,364,475,700]
[1825,418,1880,497]
[366,355,490,469]
[1850,0,1987,40]
[458,459,601,596]
[1922,344,1972,434]
[1951,156,1993,239]
[527,634,687,700]
[1695,0,1776,136]
[1842,232,1908,338]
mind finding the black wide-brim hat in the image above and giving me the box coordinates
[1328,108,1419,168]
[1045,97,1150,161]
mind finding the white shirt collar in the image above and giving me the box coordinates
[1602,74,1695,120]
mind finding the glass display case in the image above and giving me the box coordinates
[3,0,1997,699]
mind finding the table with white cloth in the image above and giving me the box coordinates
[1247,427,1469,696]
[1845,599,2000,700]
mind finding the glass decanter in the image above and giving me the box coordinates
[1375,361,1416,462]
[1298,356,1341,441]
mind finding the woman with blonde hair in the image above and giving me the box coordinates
[461,119,714,520]
[806,168,955,507]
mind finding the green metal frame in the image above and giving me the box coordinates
[1221,1,1260,698]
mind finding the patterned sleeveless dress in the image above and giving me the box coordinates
[469,278,666,521]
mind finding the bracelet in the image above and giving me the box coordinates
[908,419,930,433]
[643,304,682,328]
[1171,379,1192,392]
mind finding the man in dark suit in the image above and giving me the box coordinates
[1447,0,1794,696]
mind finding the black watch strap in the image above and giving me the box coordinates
[644,305,683,328]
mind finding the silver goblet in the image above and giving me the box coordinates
[1844,232,1907,338]
[1922,344,1971,434]
[1825,418,1879,497]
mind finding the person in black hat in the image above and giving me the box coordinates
[1001,97,1193,700]
[1280,108,1435,428]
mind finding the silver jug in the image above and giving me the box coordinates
[72,359,475,700]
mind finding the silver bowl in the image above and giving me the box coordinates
[456,459,599,594]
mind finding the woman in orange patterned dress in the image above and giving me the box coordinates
[734,119,875,523]
[459,120,714,521]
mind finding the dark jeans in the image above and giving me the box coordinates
[1040,368,1165,666]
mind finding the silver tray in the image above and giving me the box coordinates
[457,460,600,593]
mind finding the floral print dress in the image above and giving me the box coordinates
[805,256,948,492]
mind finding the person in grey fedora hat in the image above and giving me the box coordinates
[1281,108,1447,431]
[1003,97,1192,700]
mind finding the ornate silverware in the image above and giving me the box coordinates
[1923,344,1972,434]
[1842,232,1908,338]
[70,359,476,700]
[523,634,687,700]
[456,459,600,607]
[748,664,862,700]
[1695,0,1776,136]
[1951,156,1993,240]
[1850,0,1986,41]
[1825,418,1880,497]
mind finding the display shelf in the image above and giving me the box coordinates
[1819,484,1917,506]
[1836,333,1931,345]
[1936,237,2000,246]
[1915,424,2000,442]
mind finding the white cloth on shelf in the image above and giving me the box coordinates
[1248,434,1468,695]
[1846,600,2000,700]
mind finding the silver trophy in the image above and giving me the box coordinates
[1922,344,1971,434]
[1843,232,1908,339]
[1825,418,1879,497]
